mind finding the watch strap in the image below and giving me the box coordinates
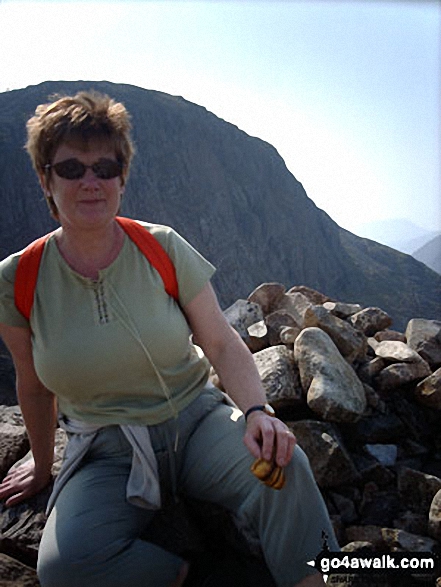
[244,404,274,421]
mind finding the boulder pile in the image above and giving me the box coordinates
[1,283,441,586]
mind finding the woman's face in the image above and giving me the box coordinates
[41,141,124,230]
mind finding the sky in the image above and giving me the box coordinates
[1,0,440,243]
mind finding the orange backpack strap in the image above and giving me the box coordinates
[115,216,179,301]
[14,218,179,322]
[14,232,54,321]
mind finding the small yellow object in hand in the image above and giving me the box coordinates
[250,458,286,490]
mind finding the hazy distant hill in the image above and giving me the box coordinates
[354,218,440,254]
[0,81,440,330]
[413,234,441,275]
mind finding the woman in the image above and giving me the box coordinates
[0,91,337,587]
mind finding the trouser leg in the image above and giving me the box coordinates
[37,427,184,587]
[179,402,338,587]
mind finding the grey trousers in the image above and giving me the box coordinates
[37,387,338,587]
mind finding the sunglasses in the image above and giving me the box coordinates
[45,158,123,180]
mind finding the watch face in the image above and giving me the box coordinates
[264,403,275,417]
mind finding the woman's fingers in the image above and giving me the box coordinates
[244,413,296,466]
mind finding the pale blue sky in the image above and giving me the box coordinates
[1,0,440,239]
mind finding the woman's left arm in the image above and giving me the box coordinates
[183,282,296,467]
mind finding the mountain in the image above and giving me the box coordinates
[413,234,441,275]
[353,218,440,254]
[0,80,440,331]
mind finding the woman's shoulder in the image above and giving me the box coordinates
[130,219,190,256]
[0,250,21,284]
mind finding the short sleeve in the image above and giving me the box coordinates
[145,223,216,307]
[0,252,30,328]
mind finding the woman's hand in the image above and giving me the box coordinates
[244,412,296,467]
[0,458,52,507]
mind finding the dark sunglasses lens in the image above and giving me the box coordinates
[92,159,122,179]
[52,159,122,180]
[53,159,85,179]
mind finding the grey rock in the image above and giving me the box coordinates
[406,319,441,368]
[303,305,367,363]
[252,345,302,407]
[349,307,393,337]
[264,310,300,346]
[357,357,387,385]
[365,444,398,467]
[274,292,312,328]
[0,553,39,586]
[428,489,441,541]
[373,330,407,343]
[397,467,441,515]
[223,299,263,339]
[375,361,432,391]
[294,327,367,423]
[0,423,30,479]
[414,368,441,410]
[288,420,358,488]
[323,301,362,319]
[287,285,332,306]
[374,340,427,364]
[247,282,286,316]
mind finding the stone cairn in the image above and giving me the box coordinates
[1,283,441,586]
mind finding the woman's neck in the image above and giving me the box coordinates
[55,221,125,279]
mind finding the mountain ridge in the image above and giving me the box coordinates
[0,80,440,330]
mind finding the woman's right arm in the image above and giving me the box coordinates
[0,323,57,506]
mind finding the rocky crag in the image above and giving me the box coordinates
[1,81,441,330]
[1,284,441,586]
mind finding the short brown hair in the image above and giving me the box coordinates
[25,90,135,188]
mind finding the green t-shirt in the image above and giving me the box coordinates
[0,221,216,425]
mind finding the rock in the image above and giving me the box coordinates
[365,444,398,467]
[252,345,302,408]
[373,330,407,343]
[381,528,439,553]
[329,491,358,524]
[357,357,387,385]
[279,326,300,346]
[393,511,428,536]
[345,525,385,548]
[274,292,312,328]
[288,420,358,488]
[0,492,50,567]
[349,307,393,337]
[322,301,362,319]
[428,489,441,541]
[374,341,428,364]
[0,553,39,586]
[294,328,367,423]
[264,310,300,346]
[246,320,269,353]
[343,412,407,445]
[397,467,441,515]
[414,368,441,410]
[247,282,286,316]
[405,319,441,369]
[287,285,332,306]
[223,299,263,339]
[0,353,16,406]
[0,423,30,479]
[303,305,367,363]
[375,361,432,391]
[359,483,400,527]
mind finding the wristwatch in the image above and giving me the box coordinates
[244,403,275,421]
